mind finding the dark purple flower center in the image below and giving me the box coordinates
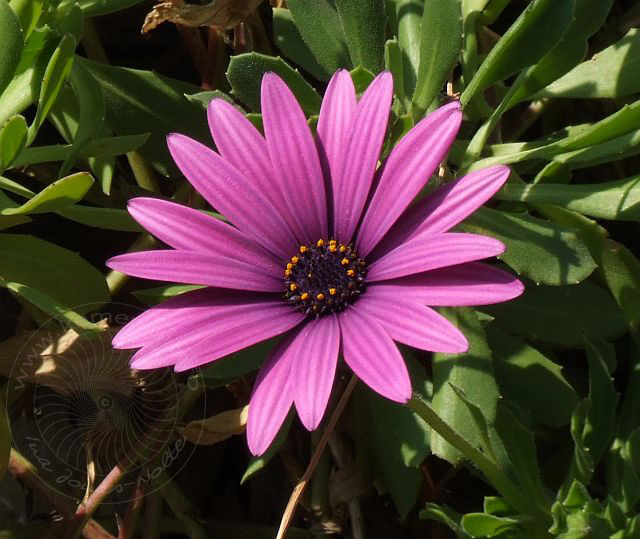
[283,239,366,317]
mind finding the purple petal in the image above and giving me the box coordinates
[113,288,264,349]
[368,262,525,306]
[366,233,506,282]
[372,165,511,259]
[261,73,327,243]
[293,315,340,430]
[355,292,468,353]
[317,70,357,202]
[207,99,297,238]
[128,197,282,275]
[338,306,411,402]
[247,335,296,455]
[357,102,462,257]
[167,133,297,259]
[106,250,282,292]
[332,72,393,244]
[129,300,304,370]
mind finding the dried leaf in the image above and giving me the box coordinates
[178,406,249,445]
[0,322,135,396]
[142,0,263,34]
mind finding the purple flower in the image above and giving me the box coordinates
[107,70,523,455]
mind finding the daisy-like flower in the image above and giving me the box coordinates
[107,70,523,455]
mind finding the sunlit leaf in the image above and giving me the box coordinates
[335,0,385,73]
[533,29,640,99]
[0,114,27,171]
[460,0,573,105]
[462,207,596,286]
[0,0,22,96]
[227,53,322,115]
[272,8,328,81]
[286,0,351,76]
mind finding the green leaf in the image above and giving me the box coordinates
[349,65,375,94]
[460,0,573,105]
[335,0,385,73]
[6,172,91,213]
[200,338,277,381]
[411,0,461,118]
[0,0,22,96]
[506,0,613,106]
[0,32,53,127]
[487,325,578,426]
[9,0,43,40]
[533,29,640,99]
[227,53,322,115]
[0,214,29,230]
[54,1,83,41]
[385,0,423,99]
[132,284,203,306]
[583,339,619,465]
[448,382,498,463]
[385,39,406,107]
[28,33,75,144]
[482,282,627,347]
[272,8,329,81]
[462,207,597,286]
[536,205,640,330]
[607,430,640,513]
[59,59,105,176]
[13,133,150,166]
[1,172,93,215]
[0,114,27,171]
[497,176,640,223]
[79,57,207,175]
[431,308,499,463]
[57,204,141,232]
[285,0,351,76]
[564,403,595,490]
[0,279,104,333]
[0,233,110,310]
[461,513,520,537]
[241,412,293,483]
[420,503,471,537]
[76,0,146,16]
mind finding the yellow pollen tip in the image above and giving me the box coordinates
[290,284,297,291]
[291,256,299,264]
[300,292,309,301]
[286,263,293,270]
[329,288,337,295]
[341,258,350,266]
[317,239,325,247]
[347,269,355,277]
[329,239,337,245]
[316,293,325,300]
[339,245,347,252]
[329,245,337,252]
[299,245,307,253]
[285,269,292,277]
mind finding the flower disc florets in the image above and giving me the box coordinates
[283,239,366,317]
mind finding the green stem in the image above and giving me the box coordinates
[156,470,208,539]
[126,150,161,193]
[408,393,547,524]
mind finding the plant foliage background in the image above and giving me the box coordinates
[0,0,640,537]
